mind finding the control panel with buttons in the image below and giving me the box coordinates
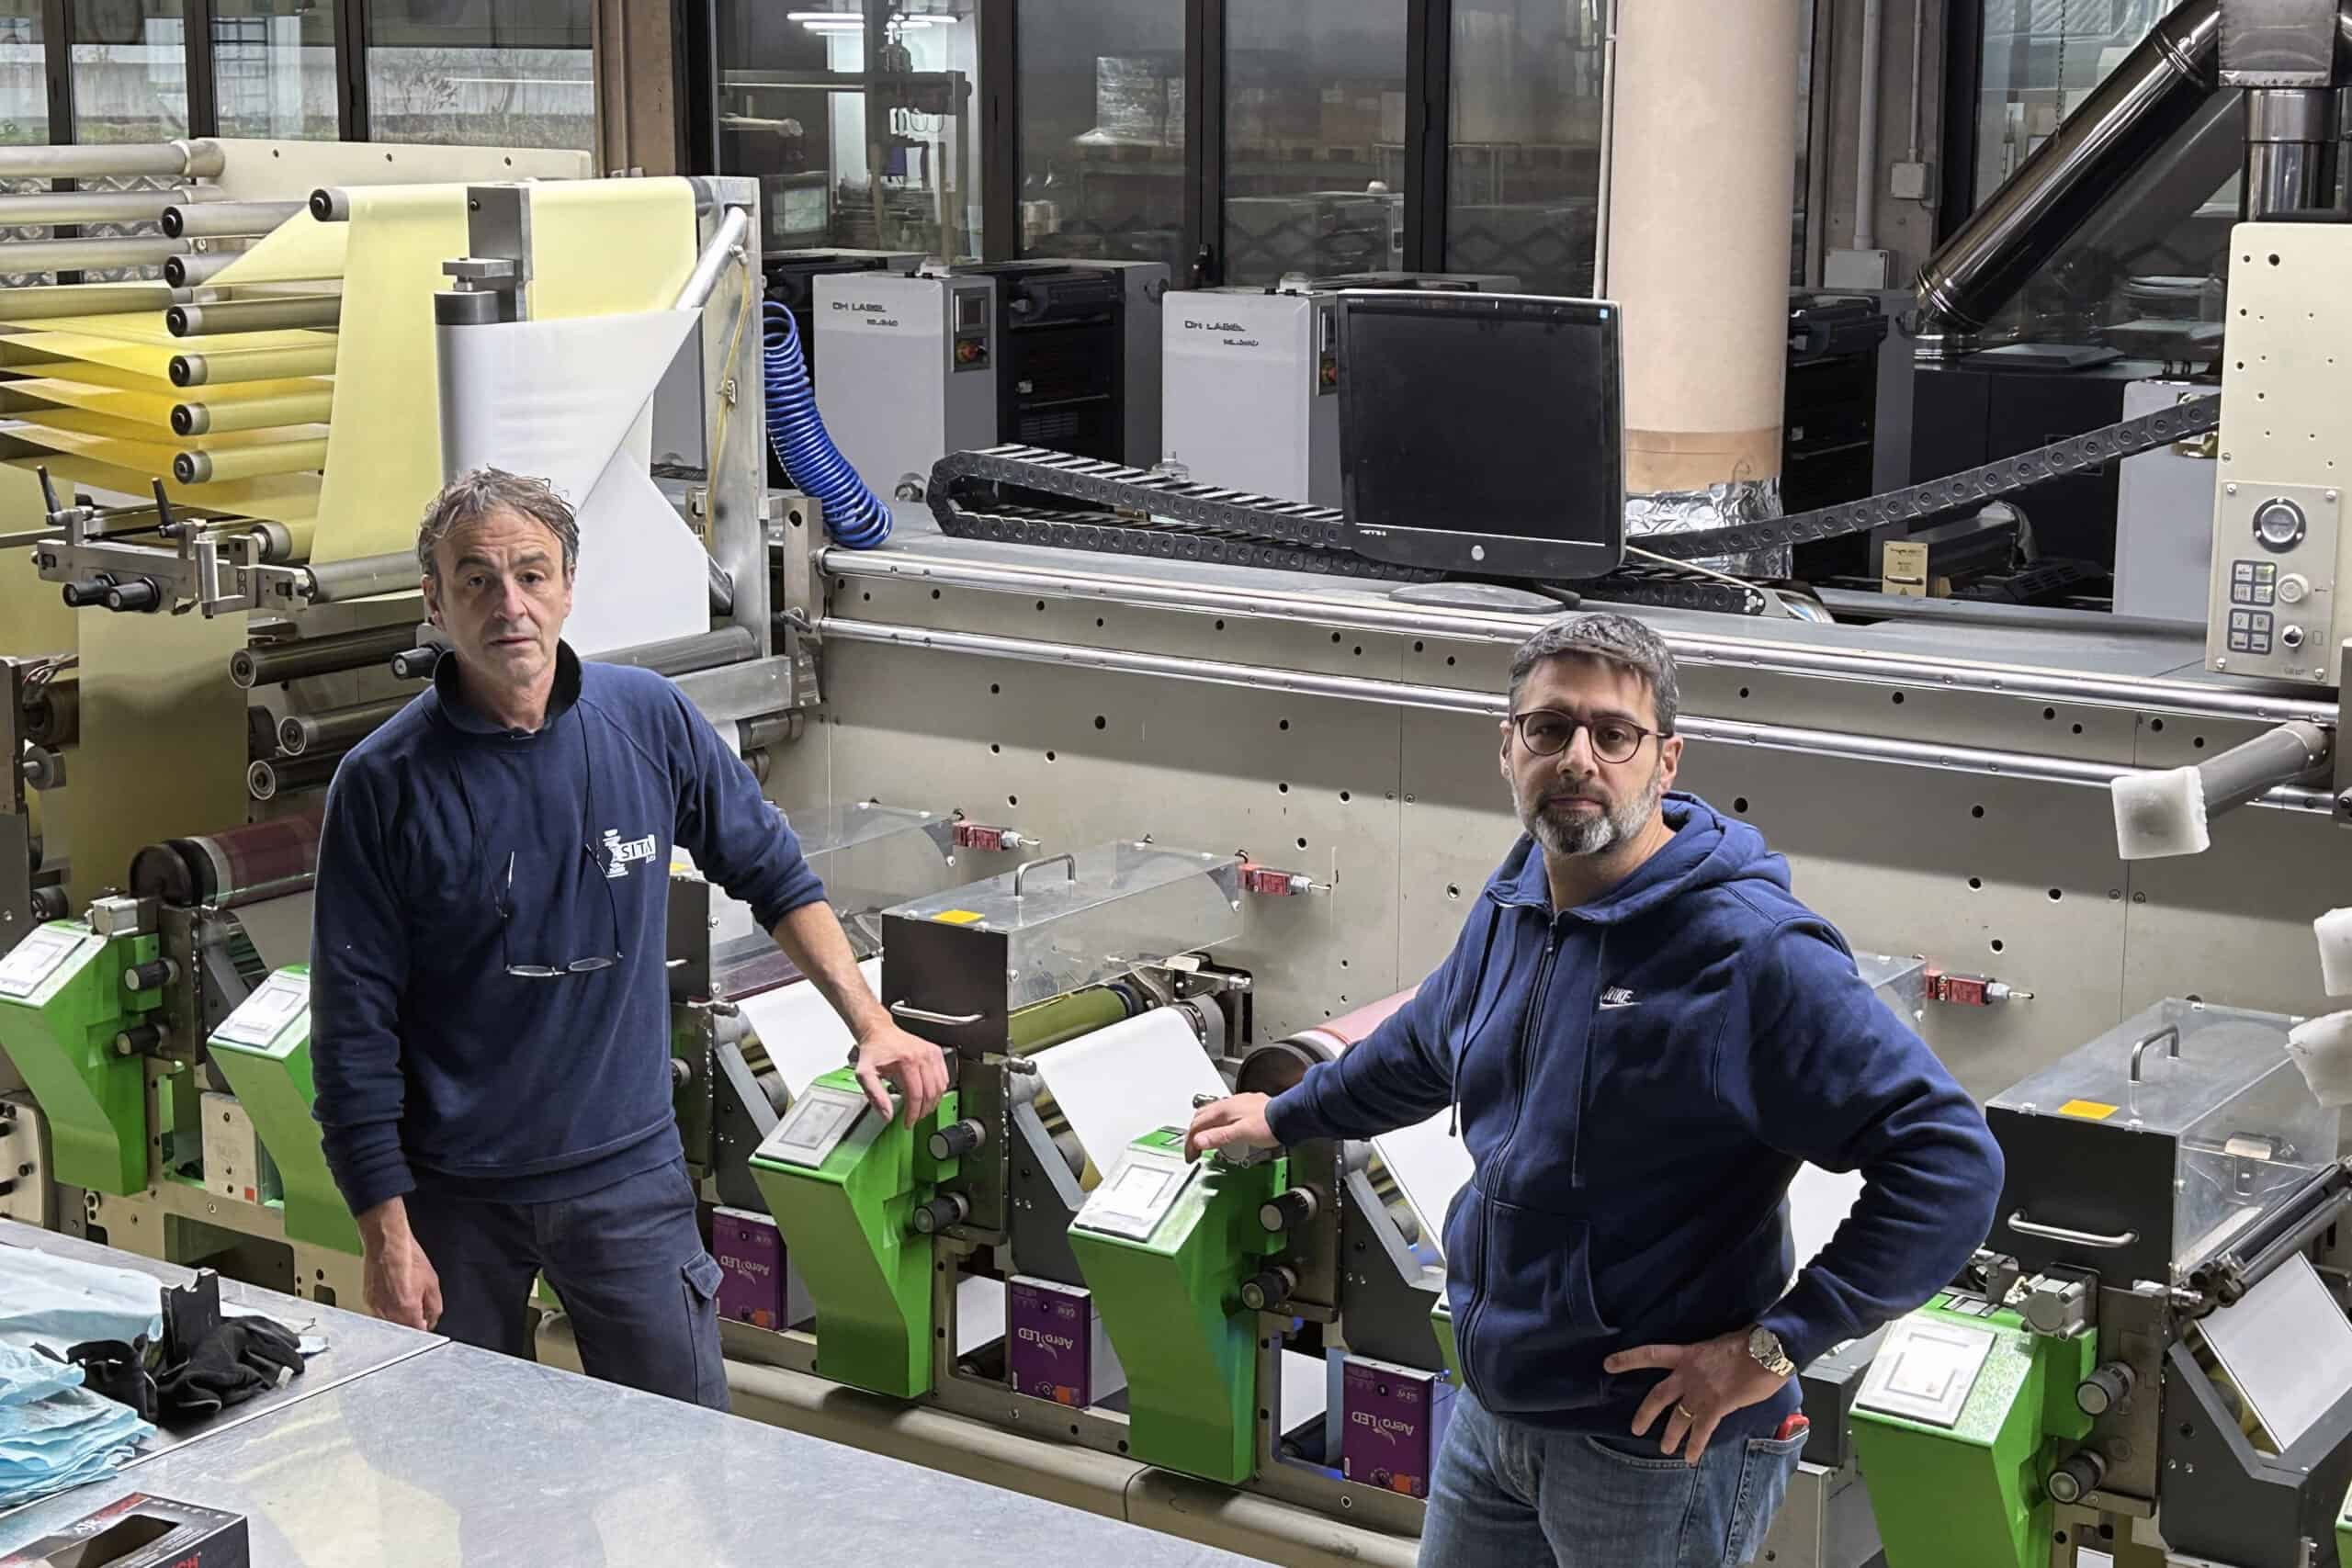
[2204,224,2352,683]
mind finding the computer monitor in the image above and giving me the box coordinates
[1335,290,1625,581]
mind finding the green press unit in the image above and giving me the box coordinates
[1857,1000,2352,1568]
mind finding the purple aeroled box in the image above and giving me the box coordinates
[1008,1276,1125,1407]
[712,1207,786,1329]
[1341,1355,1455,1499]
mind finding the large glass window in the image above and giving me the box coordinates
[1966,0,2236,343]
[368,0,594,151]
[1016,0,1182,271]
[213,0,336,140]
[1973,0,2169,205]
[0,2,44,149]
[1442,0,1603,295]
[715,1,984,262]
[72,0,187,143]
[1223,0,1407,286]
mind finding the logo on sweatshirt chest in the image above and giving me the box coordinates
[1599,987,1639,1010]
[602,829,659,879]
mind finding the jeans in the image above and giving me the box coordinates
[402,1156,729,1411]
[1418,1391,1804,1568]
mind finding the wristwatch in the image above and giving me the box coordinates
[1748,1325,1797,1378]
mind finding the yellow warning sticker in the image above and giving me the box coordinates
[2058,1100,2119,1122]
[932,909,984,926]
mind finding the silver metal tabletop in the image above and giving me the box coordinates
[0,1219,441,1466]
[0,1337,1268,1565]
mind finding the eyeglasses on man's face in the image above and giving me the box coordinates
[1506,709,1659,765]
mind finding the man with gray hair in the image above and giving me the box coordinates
[1190,611,1998,1565]
[311,467,946,1406]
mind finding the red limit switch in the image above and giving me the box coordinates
[1240,863,1327,897]
[953,822,1035,853]
[1925,965,2033,1006]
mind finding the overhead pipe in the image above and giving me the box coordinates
[2243,88,2340,218]
[1917,0,2222,333]
[0,139,223,181]
[1854,0,1885,254]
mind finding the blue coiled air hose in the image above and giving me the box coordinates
[763,299,891,548]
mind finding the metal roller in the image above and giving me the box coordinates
[171,344,340,387]
[594,626,758,679]
[0,139,224,181]
[22,681,77,749]
[172,388,334,436]
[309,187,353,223]
[277,697,407,756]
[231,624,423,688]
[247,751,346,802]
[0,186,214,226]
[0,236,189,272]
[160,198,304,240]
[163,252,237,288]
[175,439,329,486]
[167,296,343,337]
[127,807,325,909]
[296,552,423,604]
[1236,989,1418,1097]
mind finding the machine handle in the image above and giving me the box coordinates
[1012,853,1076,898]
[2007,1212,2139,1250]
[888,1001,985,1027]
[2130,1025,2181,1084]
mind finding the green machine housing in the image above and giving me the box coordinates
[0,917,161,1194]
[1066,1127,1289,1485]
[750,1067,960,1399]
[1849,1297,2096,1568]
[204,964,358,1254]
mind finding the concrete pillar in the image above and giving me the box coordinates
[1602,0,1805,569]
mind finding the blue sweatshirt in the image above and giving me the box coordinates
[310,644,827,1215]
[1268,794,2000,1439]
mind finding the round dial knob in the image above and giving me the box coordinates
[1238,1265,1296,1313]
[2075,1362,2135,1417]
[927,1119,985,1162]
[2282,625,2306,650]
[2280,574,2311,605]
[2254,498,2308,552]
[1258,1188,1319,1234]
[910,1193,968,1235]
[122,958,175,994]
[2046,1449,2106,1506]
[104,578,162,613]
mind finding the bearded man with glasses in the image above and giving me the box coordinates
[309,468,945,1407]
[1189,612,2000,1567]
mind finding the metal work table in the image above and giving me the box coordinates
[0,1335,1266,1565]
[0,1224,1265,1564]
[0,1219,441,1465]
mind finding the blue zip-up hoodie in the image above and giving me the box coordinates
[310,644,827,1215]
[1267,794,2000,1440]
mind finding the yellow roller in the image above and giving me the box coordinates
[5,449,321,535]
[175,438,329,485]
[169,344,340,387]
[0,326,336,381]
[171,387,334,435]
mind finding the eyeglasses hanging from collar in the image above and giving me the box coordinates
[497,847,626,979]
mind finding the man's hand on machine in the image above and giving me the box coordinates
[1185,1093,1276,1162]
[357,1196,443,1332]
[853,1021,951,1123]
[1609,1328,1793,1464]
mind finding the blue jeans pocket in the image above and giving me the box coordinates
[683,1252,727,1411]
[1722,1430,1806,1566]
